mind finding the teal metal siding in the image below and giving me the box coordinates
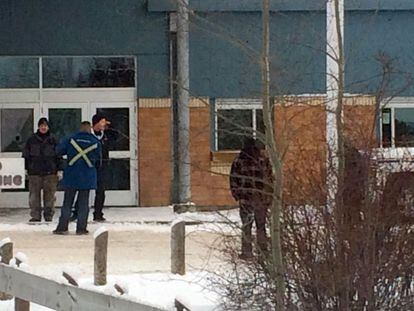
[345,11,414,95]
[1,1,414,97]
[0,0,170,97]
[190,11,325,97]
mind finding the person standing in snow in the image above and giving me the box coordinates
[53,121,101,235]
[90,114,117,222]
[230,137,273,260]
[22,117,62,222]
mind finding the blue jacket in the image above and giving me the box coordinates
[57,132,102,190]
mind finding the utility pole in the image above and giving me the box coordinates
[176,0,191,204]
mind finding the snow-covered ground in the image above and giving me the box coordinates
[0,207,240,310]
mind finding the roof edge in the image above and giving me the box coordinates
[148,0,414,12]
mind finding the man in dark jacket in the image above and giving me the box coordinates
[22,118,61,222]
[53,121,101,235]
[91,114,112,222]
[230,138,273,259]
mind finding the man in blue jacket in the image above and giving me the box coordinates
[53,121,101,235]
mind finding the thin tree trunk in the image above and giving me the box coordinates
[328,0,348,309]
[261,0,285,309]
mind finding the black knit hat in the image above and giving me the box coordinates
[38,117,49,127]
[92,114,106,126]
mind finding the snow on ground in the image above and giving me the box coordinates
[0,206,240,233]
[0,207,238,310]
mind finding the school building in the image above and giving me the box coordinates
[0,0,413,208]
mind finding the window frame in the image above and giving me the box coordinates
[380,97,414,148]
[0,55,137,90]
[214,98,263,151]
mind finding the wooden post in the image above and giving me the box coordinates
[15,298,30,311]
[94,229,108,286]
[171,220,185,275]
[0,239,13,300]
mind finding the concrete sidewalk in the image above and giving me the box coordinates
[0,206,239,226]
[0,207,238,276]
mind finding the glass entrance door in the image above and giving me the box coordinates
[44,103,89,143]
[91,102,137,206]
[0,89,137,207]
[43,102,89,206]
[0,103,40,207]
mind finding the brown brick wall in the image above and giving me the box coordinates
[343,96,377,149]
[189,99,236,206]
[274,98,327,204]
[276,96,377,204]
[138,99,172,206]
[137,96,377,207]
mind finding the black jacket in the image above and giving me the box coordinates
[22,131,62,175]
[230,147,273,205]
[93,128,118,169]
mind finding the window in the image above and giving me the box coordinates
[214,99,265,151]
[0,56,136,89]
[43,57,135,88]
[0,57,39,88]
[381,102,414,148]
[0,109,33,152]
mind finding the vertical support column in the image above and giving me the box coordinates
[326,0,344,210]
[39,57,44,115]
[176,0,191,204]
[171,220,185,275]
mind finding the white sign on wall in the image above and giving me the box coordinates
[0,158,25,189]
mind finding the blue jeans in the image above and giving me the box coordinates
[56,188,90,232]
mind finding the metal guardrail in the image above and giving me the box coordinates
[0,263,166,311]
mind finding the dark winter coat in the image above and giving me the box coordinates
[93,128,118,169]
[230,148,273,206]
[57,131,102,190]
[22,131,62,175]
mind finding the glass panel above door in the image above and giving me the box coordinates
[43,57,135,88]
[0,57,39,88]
[0,109,33,152]
[96,107,130,151]
[48,108,82,143]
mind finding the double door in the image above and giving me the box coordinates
[0,89,138,207]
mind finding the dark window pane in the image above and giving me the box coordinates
[49,109,82,143]
[43,57,135,88]
[0,57,39,88]
[382,108,391,147]
[255,109,265,149]
[395,108,414,147]
[97,108,130,151]
[217,109,253,150]
[1,109,33,152]
[104,158,130,190]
